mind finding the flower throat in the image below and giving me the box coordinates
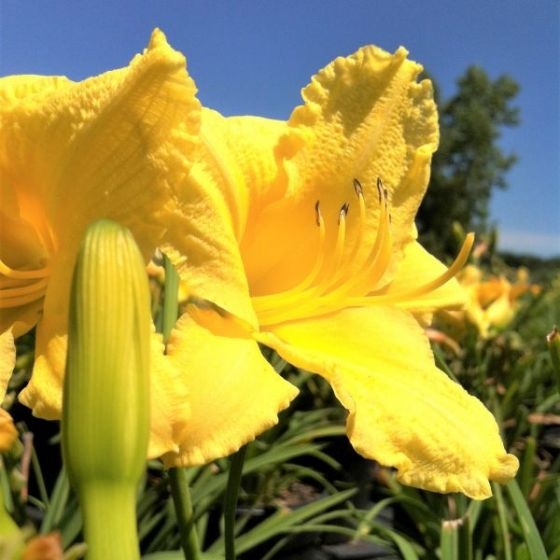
[252,179,474,327]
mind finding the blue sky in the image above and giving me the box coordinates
[1,0,558,256]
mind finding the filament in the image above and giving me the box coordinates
[348,233,475,307]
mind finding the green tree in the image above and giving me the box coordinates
[418,66,520,258]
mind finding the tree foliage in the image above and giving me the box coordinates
[418,66,520,258]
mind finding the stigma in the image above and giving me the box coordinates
[251,178,473,327]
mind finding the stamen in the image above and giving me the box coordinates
[0,278,48,299]
[338,202,350,224]
[251,175,471,329]
[0,280,48,308]
[348,233,475,307]
[0,259,49,279]
[353,178,363,197]
[354,179,366,256]
[0,257,50,309]
[330,203,349,277]
[0,291,46,308]
[251,200,327,312]
[323,189,392,300]
[314,200,321,227]
[0,276,28,289]
[338,178,366,270]
[254,202,349,323]
[376,177,383,202]
[254,178,398,326]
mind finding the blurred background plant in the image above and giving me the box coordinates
[1,62,559,560]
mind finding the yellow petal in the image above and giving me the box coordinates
[161,314,298,467]
[257,306,518,499]
[164,109,286,328]
[0,329,16,403]
[9,29,198,422]
[0,75,72,109]
[245,45,439,295]
[147,330,190,459]
[1,29,200,252]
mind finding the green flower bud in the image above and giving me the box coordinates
[62,219,151,560]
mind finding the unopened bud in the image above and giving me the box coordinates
[62,219,151,560]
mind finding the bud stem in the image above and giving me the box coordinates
[161,254,201,560]
[63,220,151,560]
[79,484,139,560]
[224,446,247,560]
[168,468,201,560]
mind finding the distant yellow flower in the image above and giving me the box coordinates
[163,46,518,498]
[449,265,540,337]
[0,30,195,457]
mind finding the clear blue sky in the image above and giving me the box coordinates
[1,0,558,257]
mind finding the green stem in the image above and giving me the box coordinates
[169,468,201,560]
[224,446,247,560]
[162,256,200,559]
[162,254,180,344]
[80,483,140,560]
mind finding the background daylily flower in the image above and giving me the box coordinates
[163,45,518,499]
[443,264,541,338]
[0,29,196,457]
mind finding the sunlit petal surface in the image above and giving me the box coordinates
[1,29,198,453]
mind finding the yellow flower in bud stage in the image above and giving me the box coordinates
[0,30,193,456]
[448,265,540,338]
[162,47,518,499]
[63,220,151,560]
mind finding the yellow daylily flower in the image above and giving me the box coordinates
[0,29,196,457]
[163,46,518,499]
[445,265,540,338]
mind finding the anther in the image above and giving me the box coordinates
[376,177,383,202]
[338,202,350,224]
[353,178,363,197]
[314,200,321,227]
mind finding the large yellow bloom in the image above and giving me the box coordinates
[0,30,194,457]
[162,46,518,499]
